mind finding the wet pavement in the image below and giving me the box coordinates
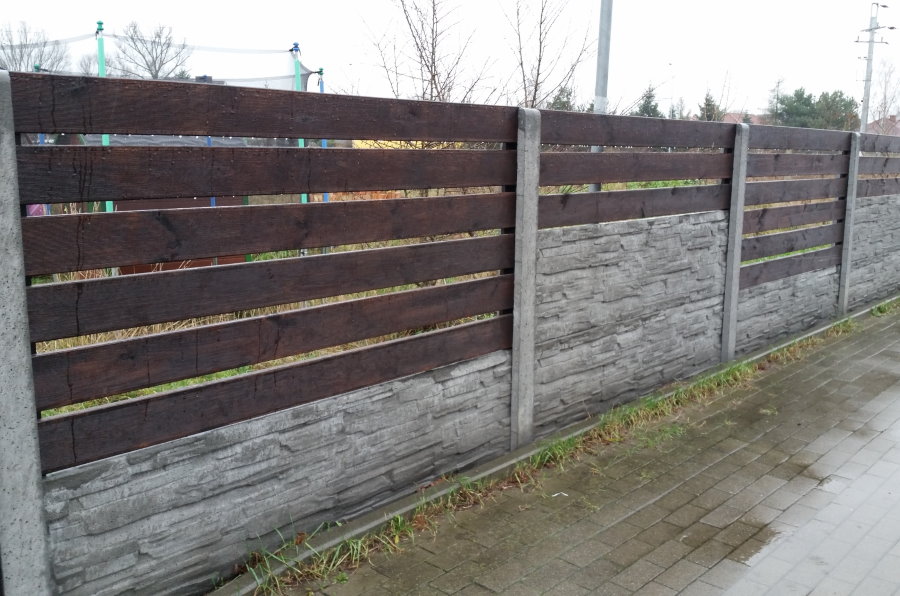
[292,309,900,595]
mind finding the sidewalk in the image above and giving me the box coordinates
[291,308,900,595]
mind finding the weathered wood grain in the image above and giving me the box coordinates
[17,147,516,203]
[739,245,842,288]
[27,234,514,341]
[540,152,733,186]
[741,223,844,261]
[23,193,515,275]
[538,184,729,228]
[10,73,517,141]
[38,316,513,472]
[34,275,513,409]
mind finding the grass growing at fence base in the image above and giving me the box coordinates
[872,296,900,317]
[233,315,862,594]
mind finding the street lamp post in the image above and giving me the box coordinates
[859,3,895,132]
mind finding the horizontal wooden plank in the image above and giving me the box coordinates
[539,112,735,148]
[28,234,514,342]
[748,126,850,151]
[540,152,733,186]
[35,275,512,409]
[746,153,849,178]
[858,156,900,176]
[38,315,513,472]
[741,223,844,261]
[538,184,729,228]
[17,147,515,203]
[10,73,518,142]
[739,245,842,288]
[856,177,900,198]
[860,132,900,153]
[742,201,844,234]
[744,178,847,206]
[23,193,515,276]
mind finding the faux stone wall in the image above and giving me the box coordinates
[849,194,900,310]
[533,211,729,436]
[42,351,511,596]
[736,267,840,355]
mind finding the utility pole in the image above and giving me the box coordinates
[859,3,895,133]
[590,0,613,192]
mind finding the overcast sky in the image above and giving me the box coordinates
[2,0,895,116]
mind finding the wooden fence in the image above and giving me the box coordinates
[10,74,520,473]
[8,72,900,476]
[4,71,900,595]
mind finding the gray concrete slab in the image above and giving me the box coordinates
[283,306,900,595]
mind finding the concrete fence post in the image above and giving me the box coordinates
[511,108,540,450]
[838,132,861,316]
[0,71,54,595]
[720,123,750,362]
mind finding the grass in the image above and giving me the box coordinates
[872,296,900,317]
[231,315,862,594]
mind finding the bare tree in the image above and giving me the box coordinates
[507,0,591,108]
[112,22,191,79]
[0,22,68,72]
[78,53,117,77]
[374,0,488,103]
[871,60,900,133]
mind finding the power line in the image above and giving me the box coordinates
[105,34,287,55]
[0,33,94,49]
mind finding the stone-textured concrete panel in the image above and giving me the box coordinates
[43,351,511,595]
[736,267,840,355]
[533,211,728,435]
[849,195,900,310]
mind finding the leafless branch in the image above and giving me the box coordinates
[0,22,69,72]
[112,22,191,79]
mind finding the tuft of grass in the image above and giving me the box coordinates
[827,318,857,337]
[872,297,900,317]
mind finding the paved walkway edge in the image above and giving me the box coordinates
[211,293,900,596]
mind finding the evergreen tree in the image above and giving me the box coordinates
[697,92,723,121]
[632,85,663,118]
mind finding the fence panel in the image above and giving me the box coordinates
[23,193,515,275]
[14,73,518,475]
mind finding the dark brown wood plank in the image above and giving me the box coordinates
[27,234,514,342]
[10,73,518,142]
[739,246,842,288]
[741,223,844,261]
[17,147,515,204]
[540,152,733,186]
[34,275,513,409]
[538,184,729,229]
[539,111,735,148]
[742,201,844,234]
[23,193,515,276]
[746,153,849,178]
[745,178,847,206]
[748,126,850,151]
[858,156,900,176]
[856,177,900,198]
[38,315,513,472]
[860,133,900,153]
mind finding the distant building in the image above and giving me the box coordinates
[721,113,767,125]
[865,115,900,135]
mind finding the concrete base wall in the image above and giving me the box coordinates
[533,211,728,435]
[736,267,840,355]
[849,195,900,310]
[43,351,511,595]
